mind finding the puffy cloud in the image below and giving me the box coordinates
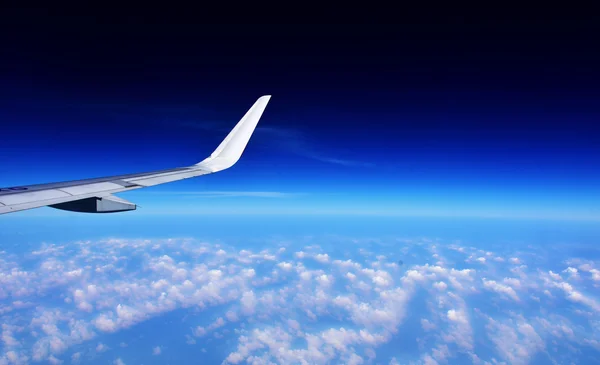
[314,253,330,263]
[240,291,257,315]
[47,355,63,364]
[563,267,580,279]
[590,269,600,282]
[482,278,520,302]
[333,259,362,270]
[447,309,468,324]
[503,278,521,289]
[347,353,364,365]
[543,274,600,312]
[403,270,425,283]
[549,270,562,280]
[277,262,293,271]
[433,281,448,291]
[95,342,108,353]
[421,318,436,331]
[485,316,545,365]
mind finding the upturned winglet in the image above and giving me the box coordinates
[195,95,271,172]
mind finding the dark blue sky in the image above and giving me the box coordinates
[1,19,599,219]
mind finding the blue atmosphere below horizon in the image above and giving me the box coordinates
[1,216,600,364]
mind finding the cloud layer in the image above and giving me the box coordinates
[1,236,599,364]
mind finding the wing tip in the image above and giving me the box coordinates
[257,95,272,104]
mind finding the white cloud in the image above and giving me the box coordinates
[549,271,562,280]
[347,353,364,365]
[433,281,448,291]
[277,262,293,271]
[47,355,62,365]
[240,291,257,315]
[95,342,108,353]
[314,254,330,263]
[590,269,600,281]
[447,309,468,324]
[482,278,520,302]
[421,318,436,331]
[226,310,239,322]
[485,316,545,365]
[503,278,521,289]
[543,274,600,312]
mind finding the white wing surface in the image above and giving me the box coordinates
[0,95,271,215]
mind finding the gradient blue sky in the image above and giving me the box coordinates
[1,21,599,220]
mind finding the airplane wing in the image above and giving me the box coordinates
[0,95,271,215]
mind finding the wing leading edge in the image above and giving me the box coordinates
[0,95,271,215]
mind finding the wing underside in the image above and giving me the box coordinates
[0,95,271,215]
